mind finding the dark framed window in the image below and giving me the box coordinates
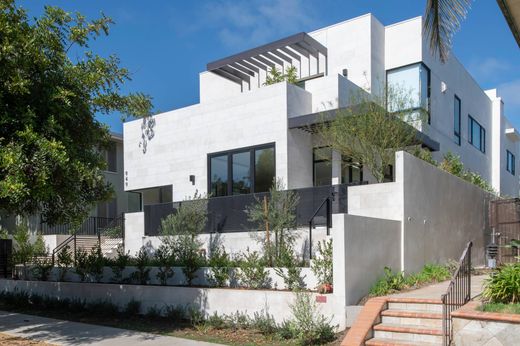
[104,144,117,172]
[313,147,332,186]
[507,150,515,175]
[468,115,485,153]
[386,62,431,124]
[454,95,461,145]
[208,143,275,197]
[342,157,363,184]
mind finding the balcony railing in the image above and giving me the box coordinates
[144,182,366,236]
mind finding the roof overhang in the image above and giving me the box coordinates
[506,127,520,142]
[497,0,520,47]
[288,107,441,151]
[206,32,328,85]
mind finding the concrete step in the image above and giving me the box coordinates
[366,337,441,346]
[387,298,443,313]
[381,309,443,328]
[373,323,443,344]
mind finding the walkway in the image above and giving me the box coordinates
[0,311,222,346]
[389,274,488,300]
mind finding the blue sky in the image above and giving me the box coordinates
[20,0,520,133]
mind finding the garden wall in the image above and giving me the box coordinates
[15,265,319,290]
[0,279,347,330]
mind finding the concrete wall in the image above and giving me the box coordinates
[453,316,520,345]
[0,279,347,330]
[332,214,401,306]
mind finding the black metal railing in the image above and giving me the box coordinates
[441,241,472,346]
[40,216,119,235]
[308,194,332,259]
[144,182,367,236]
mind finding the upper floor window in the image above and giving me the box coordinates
[105,145,117,172]
[468,116,485,153]
[454,96,461,145]
[507,150,515,175]
[386,63,431,123]
[209,144,275,197]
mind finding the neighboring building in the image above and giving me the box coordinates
[123,14,519,204]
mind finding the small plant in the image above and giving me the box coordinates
[208,246,230,287]
[111,245,130,283]
[312,239,333,292]
[205,312,226,329]
[130,246,151,285]
[86,300,119,317]
[186,305,205,326]
[32,257,53,281]
[274,245,306,291]
[74,248,89,282]
[369,267,406,296]
[124,299,141,315]
[482,263,520,303]
[250,310,278,335]
[87,245,105,283]
[238,250,271,289]
[164,304,186,322]
[154,244,175,285]
[286,291,336,345]
[264,65,298,86]
[56,245,73,281]
[146,305,162,319]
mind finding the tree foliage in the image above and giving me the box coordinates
[264,66,298,86]
[317,86,426,183]
[0,1,153,225]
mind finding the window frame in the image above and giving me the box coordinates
[454,95,461,146]
[468,115,486,153]
[207,143,276,197]
[385,62,431,124]
[312,146,332,187]
[507,150,516,175]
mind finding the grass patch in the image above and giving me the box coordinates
[480,303,520,315]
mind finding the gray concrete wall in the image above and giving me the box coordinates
[400,151,491,272]
[0,279,347,330]
[332,214,401,306]
[453,316,520,345]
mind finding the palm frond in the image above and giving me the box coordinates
[423,0,472,63]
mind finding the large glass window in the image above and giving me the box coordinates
[386,63,431,123]
[342,158,363,184]
[468,116,485,153]
[209,144,275,197]
[454,96,461,145]
[313,147,332,186]
[255,147,275,192]
[210,155,228,197]
[232,151,251,195]
[507,150,515,175]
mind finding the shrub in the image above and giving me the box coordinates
[86,245,105,283]
[274,245,305,290]
[56,245,73,281]
[186,305,205,326]
[130,246,151,285]
[482,263,520,303]
[208,246,230,287]
[86,300,119,317]
[369,267,406,296]
[110,245,130,283]
[154,244,174,285]
[164,304,185,322]
[124,299,141,316]
[286,291,336,345]
[225,311,250,330]
[146,305,162,319]
[74,248,89,282]
[311,239,333,286]
[238,250,271,289]
[205,312,226,329]
[31,258,53,281]
[250,310,278,335]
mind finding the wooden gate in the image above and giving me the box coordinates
[489,198,520,264]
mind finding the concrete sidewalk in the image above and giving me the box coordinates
[390,274,488,300]
[0,311,222,346]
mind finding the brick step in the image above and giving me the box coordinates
[381,309,443,328]
[373,323,443,343]
[366,337,441,346]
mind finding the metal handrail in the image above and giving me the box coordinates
[308,193,333,259]
[441,241,472,346]
[51,234,75,266]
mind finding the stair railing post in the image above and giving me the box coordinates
[73,234,77,266]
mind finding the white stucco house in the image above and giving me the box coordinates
[123,14,519,206]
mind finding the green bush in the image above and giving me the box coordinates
[205,312,226,329]
[31,258,53,281]
[481,303,520,314]
[274,245,305,290]
[482,263,520,304]
[164,304,185,322]
[238,250,271,289]
[74,248,89,282]
[250,311,278,335]
[110,245,130,283]
[56,245,73,281]
[146,305,162,319]
[311,239,333,286]
[124,299,141,315]
[208,246,230,287]
[130,247,151,285]
[154,244,174,285]
[86,245,105,283]
[86,300,119,317]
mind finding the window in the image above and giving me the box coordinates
[454,96,461,145]
[313,147,332,186]
[342,157,363,184]
[209,144,275,197]
[468,116,485,153]
[386,63,431,123]
[507,150,515,175]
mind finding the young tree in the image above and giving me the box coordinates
[0,1,153,226]
[317,86,427,183]
[264,66,299,86]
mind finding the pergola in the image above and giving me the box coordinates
[206,32,328,89]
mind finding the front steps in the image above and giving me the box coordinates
[365,298,444,346]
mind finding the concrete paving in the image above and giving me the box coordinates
[390,274,488,300]
[0,311,222,346]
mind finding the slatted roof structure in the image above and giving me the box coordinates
[206,32,328,89]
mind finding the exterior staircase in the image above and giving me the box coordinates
[366,298,443,346]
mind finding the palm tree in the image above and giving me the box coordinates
[423,0,473,63]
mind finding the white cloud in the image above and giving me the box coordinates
[468,57,511,82]
[498,79,520,117]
